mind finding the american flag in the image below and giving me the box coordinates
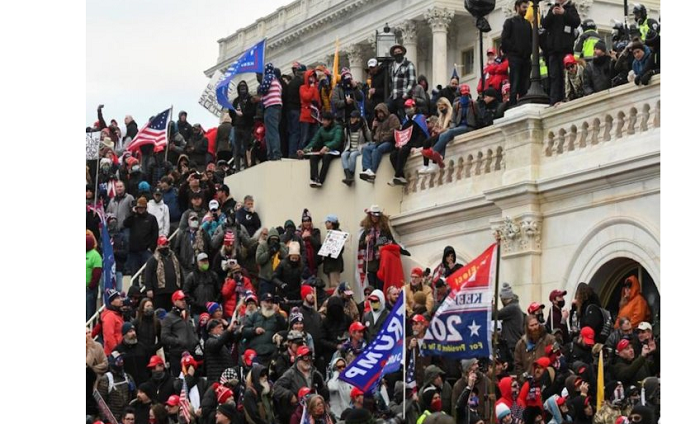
[179,371,192,423]
[300,402,311,424]
[406,348,417,392]
[127,108,171,153]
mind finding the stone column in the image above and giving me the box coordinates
[424,7,454,87]
[397,20,418,67]
[346,44,365,83]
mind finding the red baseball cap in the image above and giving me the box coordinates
[243,349,257,366]
[580,326,595,346]
[549,289,567,302]
[411,314,427,323]
[404,99,416,108]
[301,285,315,299]
[351,387,364,399]
[527,302,545,314]
[171,290,186,303]
[147,355,164,368]
[349,322,366,333]
[556,395,567,406]
[487,47,496,55]
[533,357,551,369]
[166,395,180,406]
[298,387,312,400]
[297,346,312,357]
[616,339,631,353]
[459,84,471,95]
[411,267,423,277]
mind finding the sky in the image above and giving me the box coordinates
[86,0,291,130]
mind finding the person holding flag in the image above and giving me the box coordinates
[86,231,103,321]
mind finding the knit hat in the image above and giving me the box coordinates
[422,385,439,409]
[220,368,239,385]
[301,284,314,300]
[289,241,301,256]
[461,358,478,373]
[500,282,514,300]
[138,181,151,192]
[121,321,134,336]
[301,208,312,222]
[106,289,121,304]
[214,383,233,404]
[138,382,157,402]
[496,403,511,420]
[284,219,296,229]
[207,302,222,315]
[594,40,607,52]
[289,311,304,324]
[136,196,148,208]
[199,313,211,328]
[217,403,237,420]
[223,231,235,246]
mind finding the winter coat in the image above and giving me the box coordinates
[161,308,198,361]
[106,193,134,230]
[125,120,139,141]
[174,228,212,272]
[216,121,233,154]
[143,250,185,296]
[610,355,653,387]
[132,315,161,354]
[405,282,434,316]
[583,55,614,95]
[101,307,124,356]
[114,340,153,386]
[478,58,509,93]
[319,296,354,358]
[244,364,275,424]
[372,103,401,145]
[221,275,254,319]
[302,122,343,153]
[255,228,288,281]
[147,373,178,405]
[363,290,389,342]
[87,339,108,375]
[496,297,525,351]
[236,207,262,238]
[241,310,287,357]
[183,269,221,315]
[343,121,372,153]
[514,331,557,377]
[204,329,236,384]
[632,46,651,77]
[542,3,581,54]
[272,257,308,301]
[178,120,194,142]
[147,199,170,237]
[331,84,364,121]
[420,365,453,414]
[97,370,135,422]
[453,373,490,422]
[502,15,533,59]
[616,276,651,329]
[327,357,354,418]
[544,394,568,424]
[299,304,323,353]
[377,244,405,297]
[300,70,322,124]
[272,364,329,421]
[123,212,159,253]
[231,81,257,129]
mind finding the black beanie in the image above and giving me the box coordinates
[344,408,373,424]
[217,403,237,421]
[594,40,607,52]
[138,382,157,402]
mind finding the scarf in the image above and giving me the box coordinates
[189,230,206,265]
[257,63,276,95]
[154,250,182,289]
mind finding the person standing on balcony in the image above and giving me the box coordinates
[287,62,306,158]
[542,0,581,105]
[501,0,532,106]
[366,58,387,124]
[331,70,364,126]
[388,44,417,120]
[257,63,283,161]
[574,19,602,62]
[231,80,257,172]
[299,69,321,151]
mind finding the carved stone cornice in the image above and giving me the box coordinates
[396,20,418,44]
[492,214,543,256]
[424,7,454,33]
[575,0,594,18]
[346,44,364,67]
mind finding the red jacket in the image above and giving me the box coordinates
[101,308,124,356]
[299,70,321,123]
[477,58,510,93]
[221,276,254,319]
[377,244,404,298]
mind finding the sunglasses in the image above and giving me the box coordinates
[565,65,575,70]
[300,355,312,361]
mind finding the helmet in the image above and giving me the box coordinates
[581,19,596,31]
[404,99,416,108]
[632,3,647,20]
[459,83,471,95]
[563,54,577,67]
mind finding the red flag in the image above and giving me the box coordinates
[445,243,498,291]
[205,127,218,157]
[394,127,413,148]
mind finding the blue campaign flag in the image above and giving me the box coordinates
[420,244,498,359]
[101,218,116,304]
[216,39,266,110]
[339,291,405,392]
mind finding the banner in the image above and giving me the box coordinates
[394,127,413,148]
[421,243,497,359]
[101,217,116,304]
[318,230,349,259]
[216,39,266,110]
[199,70,226,118]
[340,291,404,392]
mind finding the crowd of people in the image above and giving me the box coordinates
[86,2,661,424]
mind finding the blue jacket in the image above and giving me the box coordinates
[632,46,651,76]
[161,187,181,223]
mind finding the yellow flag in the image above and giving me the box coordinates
[596,349,604,410]
[525,1,541,27]
[331,37,340,89]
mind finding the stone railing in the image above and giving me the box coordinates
[402,76,660,197]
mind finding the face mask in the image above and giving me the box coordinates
[439,108,447,114]
[199,263,210,271]
[152,370,165,381]
[159,247,170,255]
[431,398,442,412]
[108,221,117,231]
[557,300,566,308]
[537,314,545,324]
[393,54,404,63]
[371,301,381,311]
[144,308,154,317]
[189,220,199,229]
[240,87,248,95]
[405,108,415,117]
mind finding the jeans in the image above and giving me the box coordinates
[86,287,98,322]
[126,250,152,284]
[310,154,337,184]
[264,105,282,160]
[361,142,395,172]
[300,122,318,150]
[341,150,361,174]
[508,55,531,106]
[287,109,301,157]
[548,52,566,105]
[433,126,469,157]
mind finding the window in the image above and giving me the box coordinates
[492,38,501,56]
[461,48,475,77]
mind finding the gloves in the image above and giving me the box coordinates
[634,74,642,86]
[640,70,655,85]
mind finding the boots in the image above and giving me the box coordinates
[342,169,354,186]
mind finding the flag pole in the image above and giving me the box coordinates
[489,240,501,424]
[93,154,100,207]
[165,105,173,162]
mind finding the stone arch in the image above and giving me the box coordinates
[562,217,660,300]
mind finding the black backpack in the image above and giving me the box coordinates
[585,304,613,341]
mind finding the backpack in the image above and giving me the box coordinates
[585,304,613,340]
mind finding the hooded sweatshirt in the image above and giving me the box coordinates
[544,395,568,424]
[327,356,354,418]
[616,276,651,329]
[495,376,515,409]
[300,69,321,124]
[364,289,389,341]
[147,197,170,237]
[244,363,274,424]
[232,80,256,129]
[372,103,401,145]
[442,246,463,278]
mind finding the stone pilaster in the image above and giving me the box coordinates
[396,20,418,68]
[424,7,454,87]
[346,44,365,82]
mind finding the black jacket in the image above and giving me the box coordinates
[542,3,581,54]
[161,308,198,360]
[319,296,353,357]
[583,55,614,95]
[115,340,153,386]
[501,15,533,59]
[299,304,323,352]
[147,373,178,404]
[178,120,194,142]
[125,120,139,141]
[204,329,236,384]
[286,74,304,110]
[132,315,161,355]
[236,208,262,238]
[123,212,159,253]
[272,258,308,301]
[183,269,221,314]
[143,250,185,295]
[231,81,257,129]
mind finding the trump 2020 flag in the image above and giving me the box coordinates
[101,217,116,304]
[421,243,498,359]
[216,39,266,110]
[340,291,405,392]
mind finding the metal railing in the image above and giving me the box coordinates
[86,228,180,329]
